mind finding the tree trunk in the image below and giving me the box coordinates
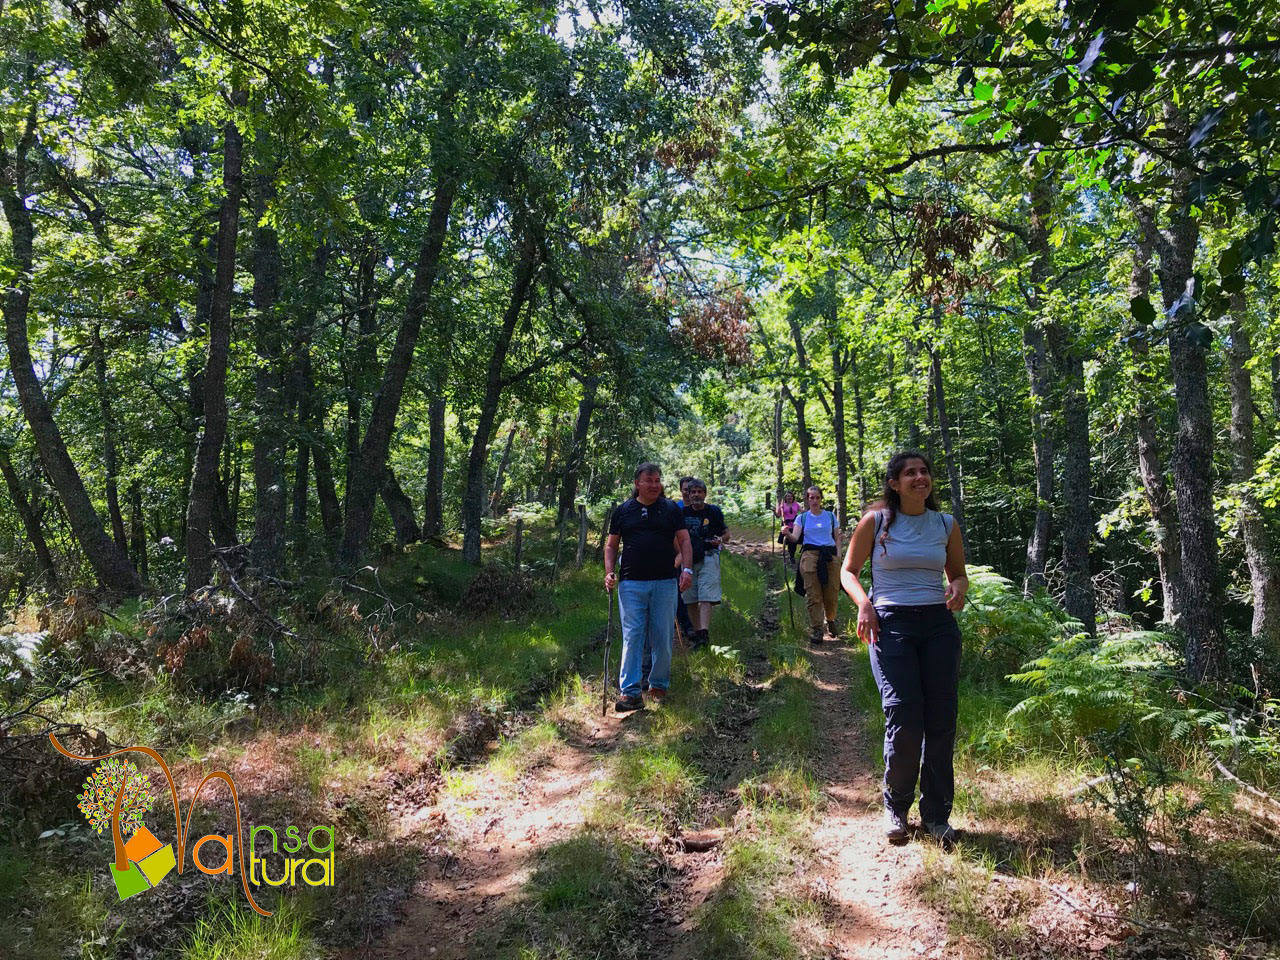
[1272,351,1280,425]
[783,384,812,488]
[344,237,379,517]
[0,448,59,590]
[291,437,310,552]
[250,175,286,576]
[312,434,343,547]
[1047,319,1096,634]
[825,311,850,528]
[537,419,559,504]
[1126,215,1183,625]
[185,113,245,591]
[773,388,784,504]
[461,245,539,564]
[1022,181,1055,595]
[129,480,147,582]
[92,324,129,551]
[1149,154,1225,680]
[380,468,421,546]
[784,314,814,488]
[929,317,966,540]
[339,171,458,566]
[558,375,599,522]
[490,422,518,517]
[422,394,447,539]
[1228,292,1280,651]
[849,343,867,506]
[1,110,140,594]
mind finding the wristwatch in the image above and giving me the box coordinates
[681,567,694,575]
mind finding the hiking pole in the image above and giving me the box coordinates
[772,492,797,631]
[602,583,615,716]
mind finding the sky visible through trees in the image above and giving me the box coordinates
[2,0,1279,686]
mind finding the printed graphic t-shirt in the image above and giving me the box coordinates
[682,504,728,555]
[610,497,684,580]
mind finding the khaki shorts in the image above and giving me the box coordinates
[681,551,722,605]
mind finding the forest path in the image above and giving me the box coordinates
[731,539,950,959]
[358,541,951,960]
[805,627,950,958]
[358,709,628,960]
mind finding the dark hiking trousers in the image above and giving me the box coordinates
[868,604,962,825]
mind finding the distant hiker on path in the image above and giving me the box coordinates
[680,478,729,649]
[775,490,801,565]
[604,463,694,712]
[839,451,969,846]
[782,485,842,645]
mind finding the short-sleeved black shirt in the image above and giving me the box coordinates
[609,496,683,581]
[682,504,727,553]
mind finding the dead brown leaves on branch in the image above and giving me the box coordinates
[655,117,723,175]
[676,289,754,366]
[905,200,993,311]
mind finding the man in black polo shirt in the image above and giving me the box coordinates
[604,463,693,712]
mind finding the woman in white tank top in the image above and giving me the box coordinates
[839,451,969,846]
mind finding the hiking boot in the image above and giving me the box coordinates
[647,686,667,701]
[809,627,824,645]
[614,694,645,713]
[825,619,840,639]
[924,821,957,848]
[688,629,709,650]
[884,808,910,844]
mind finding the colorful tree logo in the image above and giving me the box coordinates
[78,758,175,901]
[78,758,156,835]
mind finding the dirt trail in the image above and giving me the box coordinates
[806,638,949,959]
[359,542,949,959]
[361,718,626,960]
[731,538,949,958]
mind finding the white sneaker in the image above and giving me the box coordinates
[884,808,909,843]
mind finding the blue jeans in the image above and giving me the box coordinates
[868,604,962,825]
[618,578,678,697]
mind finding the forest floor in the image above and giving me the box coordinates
[7,534,1278,959]
[329,539,1264,960]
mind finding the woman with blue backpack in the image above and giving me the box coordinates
[840,451,969,847]
[781,485,842,644]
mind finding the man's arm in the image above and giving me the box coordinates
[675,529,693,592]
[710,508,729,547]
[604,533,621,591]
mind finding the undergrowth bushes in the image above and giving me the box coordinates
[957,565,1280,784]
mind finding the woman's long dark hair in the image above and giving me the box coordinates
[876,450,941,554]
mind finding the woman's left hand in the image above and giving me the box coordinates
[943,577,968,611]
